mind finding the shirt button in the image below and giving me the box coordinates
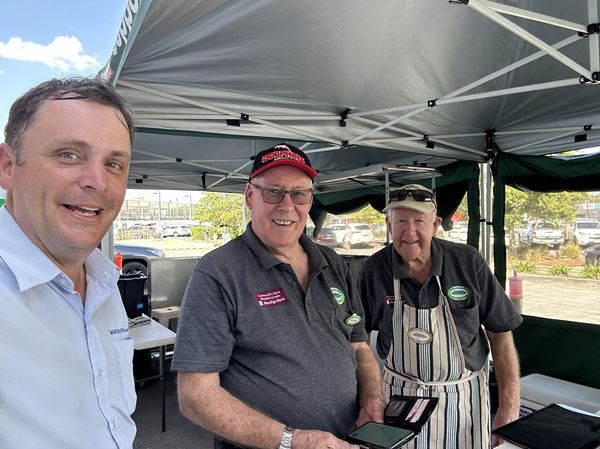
[111,420,117,429]
[98,369,103,377]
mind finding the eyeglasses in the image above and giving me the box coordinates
[390,189,436,205]
[249,182,314,205]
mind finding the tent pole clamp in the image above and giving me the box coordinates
[339,108,352,127]
[427,99,437,108]
[448,0,468,5]
[579,72,600,84]
[423,135,435,149]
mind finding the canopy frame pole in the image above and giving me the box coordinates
[117,80,340,145]
[467,0,593,80]
[504,130,592,154]
[350,78,580,145]
[480,0,588,33]
[479,162,493,264]
[589,0,600,74]
[350,34,580,119]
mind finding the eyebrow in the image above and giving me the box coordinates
[55,139,131,159]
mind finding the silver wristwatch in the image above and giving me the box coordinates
[278,425,295,449]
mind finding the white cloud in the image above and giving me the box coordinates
[0,69,5,75]
[0,36,100,72]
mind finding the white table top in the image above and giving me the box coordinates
[129,315,176,350]
[495,443,520,449]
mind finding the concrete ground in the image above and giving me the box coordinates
[132,361,214,449]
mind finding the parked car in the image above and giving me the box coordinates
[315,227,338,247]
[446,222,468,243]
[114,243,166,276]
[571,219,600,247]
[329,223,374,248]
[161,225,191,237]
[583,243,600,266]
[305,226,338,247]
[518,221,565,248]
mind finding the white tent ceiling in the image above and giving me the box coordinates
[102,0,600,194]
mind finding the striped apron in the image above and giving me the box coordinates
[382,276,490,449]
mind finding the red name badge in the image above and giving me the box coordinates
[254,288,288,308]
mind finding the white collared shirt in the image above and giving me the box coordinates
[0,206,136,449]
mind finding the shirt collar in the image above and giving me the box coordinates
[0,206,119,294]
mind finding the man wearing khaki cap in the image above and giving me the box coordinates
[359,184,522,449]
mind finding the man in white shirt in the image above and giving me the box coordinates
[0,77,136,449]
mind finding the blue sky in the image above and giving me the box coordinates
[0,0,205,203]
[0,0,129,133]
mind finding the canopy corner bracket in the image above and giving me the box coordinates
[449,0,469,5]
[427,98,438,108]
[339,108,352,127]
[225,113,250,127]
[423,135,435,149]
[578,72,600,84]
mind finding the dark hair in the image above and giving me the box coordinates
[4,77,134,163]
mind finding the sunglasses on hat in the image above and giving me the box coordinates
[390,189,435,204]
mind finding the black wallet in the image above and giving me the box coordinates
[346,395,439,449]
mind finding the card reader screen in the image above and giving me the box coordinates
[348,422,413,449]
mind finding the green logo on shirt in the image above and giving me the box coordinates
[330,287,346,305]
[448,285,470,301]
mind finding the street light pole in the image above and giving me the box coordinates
[187,194,193,221]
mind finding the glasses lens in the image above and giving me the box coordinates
[290,190,313,205]
[410,191,433,202]
[262,188,285,204]
[255,185,313,205]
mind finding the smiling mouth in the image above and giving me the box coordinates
[273,219,294,226]
[402,239,419,245]
[64,204,102,217]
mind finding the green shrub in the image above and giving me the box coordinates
[563,242,582,259]
[581,264,600,280]
[549,263,570,276]
[513,261,537,274]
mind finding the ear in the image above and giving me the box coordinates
[0,143,16,190]
[385,212,392,234]
[432,215,443,234]
[244,182,254,209]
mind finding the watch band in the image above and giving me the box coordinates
[278,425,295,449]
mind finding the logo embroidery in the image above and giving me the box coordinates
[254,288,287,308]
[407,327,433,344]
[330,287,345,305]
[385,294,395,305]
[447,285,471,301]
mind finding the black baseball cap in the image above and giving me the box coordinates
[250,143,317,179]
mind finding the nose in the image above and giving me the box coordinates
[79,160,109,191]
[277,191,295,209]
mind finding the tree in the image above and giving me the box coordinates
[504,187,589,230]
[193,192,246,238]
[347,205,386,226]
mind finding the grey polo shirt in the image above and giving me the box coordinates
[172,224,367,436]
[358,237,522,371]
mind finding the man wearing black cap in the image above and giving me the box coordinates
[359,184,522,449]
[173,143,386,449]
